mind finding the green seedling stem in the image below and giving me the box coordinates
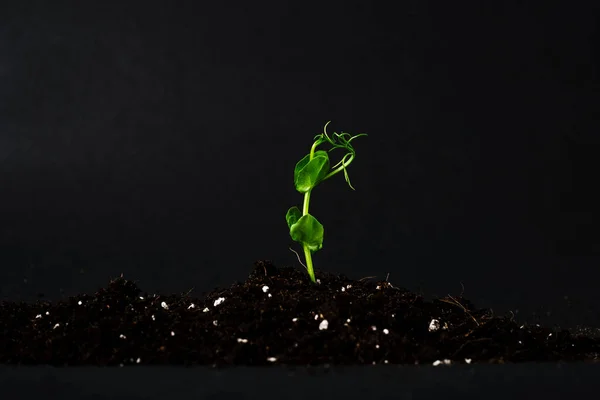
[286,121,367,283]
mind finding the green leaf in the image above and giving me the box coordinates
[293,150,330,193]
[285,206,302,229]
[289,213,324,252]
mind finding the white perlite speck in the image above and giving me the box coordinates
[319,320,329,330]
[262,285,269,293]
[213,297,225,307]
[428,319,440,332]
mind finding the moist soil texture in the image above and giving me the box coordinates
[0,260,598,367]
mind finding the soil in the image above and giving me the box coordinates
[0,260,598,367]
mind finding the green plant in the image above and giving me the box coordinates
[286,121,367,283]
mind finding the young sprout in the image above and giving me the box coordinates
[286,121,367,283]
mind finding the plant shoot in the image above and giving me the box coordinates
[286,121,367,283]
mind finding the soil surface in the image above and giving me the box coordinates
[1,260,599,366]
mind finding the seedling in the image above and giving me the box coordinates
[286,121,367,283]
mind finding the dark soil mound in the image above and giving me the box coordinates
[1,260,598,366]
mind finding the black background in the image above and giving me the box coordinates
[1,0,599,334]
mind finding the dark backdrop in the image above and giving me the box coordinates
[1,1,598,328]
